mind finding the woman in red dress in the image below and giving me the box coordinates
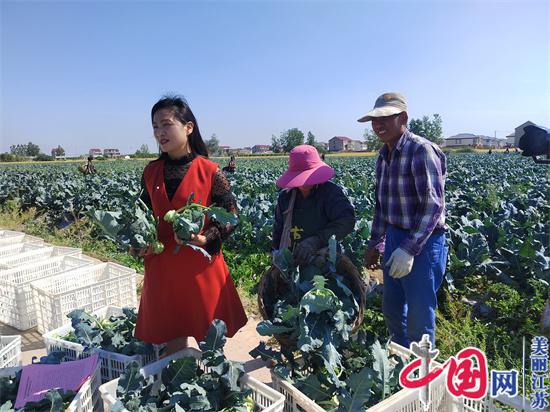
[134,95,247,355]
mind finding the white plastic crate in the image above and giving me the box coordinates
[0,229,22,237]
[0,230,45,246]
[31,262,137,333]
[271,342,535,412]
[99,347,285,412]
[43,306,160,383]
[0,244,82,269]
[0,356,101,412]
[0,335,21,368]
[0,242,45,259]
[0,255,98,330]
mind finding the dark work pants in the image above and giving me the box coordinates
[382,225,448,348]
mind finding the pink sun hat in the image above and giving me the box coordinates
[276,145,335,189]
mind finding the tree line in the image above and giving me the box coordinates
[1,114,444,162]
[1,142,66,162]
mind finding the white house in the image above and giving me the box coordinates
[251,145,271,154]
[443,133,480,147]
[219,145,231,156]
[481,136,506,148]
[89,148,102,157]
[329,136,367,151]
[103,148,121,158]
[329,136,351,151]
[349,140,367,151]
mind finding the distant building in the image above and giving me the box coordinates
[328,136,364,151]
[219,145,231,156]
[329,136,352,151]
[480,136,506,148]
[252,145,271,154]
[89,148,102,157]
[103,148,121,158]
[506,121,536,148]
[348,140,366,151]
[234,148,252,155]
[505,132,515,147]
[317,142,329,150]
[443,133,479,147]
[444,134,506,148]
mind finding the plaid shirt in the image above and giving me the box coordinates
[368,129,447,256]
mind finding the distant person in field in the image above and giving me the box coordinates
[272,145,355,266]
[133,95,247,356]
[222,155,236,173]
[359,92,448,348]
[79,155,96,174]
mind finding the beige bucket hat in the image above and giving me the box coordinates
[357,92,407,122]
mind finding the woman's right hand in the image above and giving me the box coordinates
[129,245,153,257]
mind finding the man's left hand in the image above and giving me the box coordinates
[385,248,414,278]
[294,236,322,266]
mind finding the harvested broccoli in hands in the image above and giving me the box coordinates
[88,196,164,255]
[163,193,238,261]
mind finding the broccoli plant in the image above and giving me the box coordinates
[250,237,404,411]
[64,307,154,357]
[113,320,256,412]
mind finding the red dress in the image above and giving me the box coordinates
[135,156,248,343]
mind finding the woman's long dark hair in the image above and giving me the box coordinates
[151,95,209,158]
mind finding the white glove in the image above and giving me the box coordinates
[385,248,414,279]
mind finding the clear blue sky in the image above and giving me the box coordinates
[1,0,549,155]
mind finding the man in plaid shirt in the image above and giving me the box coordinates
[358,92,448,348]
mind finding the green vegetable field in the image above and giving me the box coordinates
[0,152,548,375]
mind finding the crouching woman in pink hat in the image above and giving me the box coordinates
[273,145,355,265]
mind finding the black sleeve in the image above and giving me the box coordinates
[140,174,152,210]
[272,192,285,251]
[316,216,356,245]
[203,169,238,255]
[315,184,356,244]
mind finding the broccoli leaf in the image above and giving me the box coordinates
[336,368,375,412]
[205,207,238,226]
[199,319,227,354]
[371,340,393,399]
[162,357,197,392]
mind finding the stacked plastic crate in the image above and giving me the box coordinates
[0,229,140,411]
[0,229,137,333]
